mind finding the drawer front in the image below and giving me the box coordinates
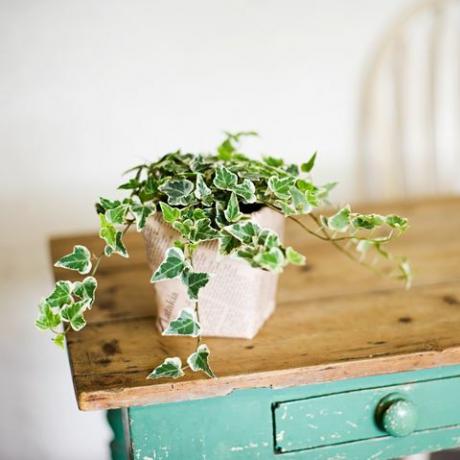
[274,375,460,453]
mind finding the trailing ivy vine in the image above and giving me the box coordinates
[37,132,411,379]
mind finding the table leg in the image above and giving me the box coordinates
[107,409,128,460]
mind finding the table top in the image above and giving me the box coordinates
[50,196,460,411]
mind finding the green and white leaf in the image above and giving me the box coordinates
[105,204,129,225]
[258,229,280,249]
[98,197,121,211]
[352,213,384,230]
[301,152,317,173]
[159,179,194,206]
[224,221,260,244]
[73,276,97,308]
[213,166,238,190]
[45,280,73,308]
[130,202,155,231]
[52,333,65,349]
[187,344,215,378]
[195,173,212,199]
[253,247,285,272]
[147,357,184,380]
[160,202,181,224]
[224,192,242,222]
[36,300,61,331]
[61,300,90,331]
[162,308,201,337]
[54,245,92,275]
[231,178,256,203]
[327,206,351,232]
[99,214,128,257]
[190,218,219,242]
[385,214,409,231]
[181,270,210,300]
[286,246,306,265]
[268,176,296,200]
[151,247,186,282]
[290,186,312,214]
[218,233,241,255]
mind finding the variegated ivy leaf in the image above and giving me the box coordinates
[147,357,184,380]
[286,164,299,176]
[159,179,194,206]
[54,245,92,275]
[268,176,296,200]
[231,178,256,203]
[195,173,212,199]
[263,156,284,167]
[290,186,312,214]
[190,218,219,242]
[45,280,73,308]
[99,214,128,257]
[274,200,296,216]
[163,308,201,337]
[160,202,181,224]
[187,344,215,378]
[218,233,241,255]
[98,197,121,212]
[73,276,97,308]
[36,300,61,331]
[301,152,317,173]
[352,213,384,230]
[327,206,351,232]
[224,192,242,222]
[151,247,186,282]
[253,247,285,272]
[224,221,260,244]
[99,213,116,251]
[181,269,210,300]
[213,166,238,190]
[61,300,90,331]
[118,178,141,190]
[258,229,280,249]
[106,204,129,225]
[385,215,409,231]
[130,202,155,231]
[286,246,306,265]
[217,138,235,161]
[52,333,65,349]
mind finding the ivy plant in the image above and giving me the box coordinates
[37,132,411,379]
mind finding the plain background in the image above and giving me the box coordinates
[0,0,447,458]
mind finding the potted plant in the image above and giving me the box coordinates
[37,132,410,380]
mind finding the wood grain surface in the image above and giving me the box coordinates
[50,196,460,410]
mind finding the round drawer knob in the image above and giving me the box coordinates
[377,393,418,437]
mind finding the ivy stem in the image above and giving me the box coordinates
[91,253,103,276]
[267,204,395,245]
[307,213,384,276]
[185,244,202,348]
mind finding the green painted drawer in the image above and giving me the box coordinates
[127,367,460,460]
[273,374,460,454]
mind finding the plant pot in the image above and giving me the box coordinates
[143,207,285,339]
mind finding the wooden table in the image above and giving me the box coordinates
[51,197,460,460]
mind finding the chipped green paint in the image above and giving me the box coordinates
[116,365,460,459]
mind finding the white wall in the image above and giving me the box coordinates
[0,1,415,458]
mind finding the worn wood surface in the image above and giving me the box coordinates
[50,196,460,410]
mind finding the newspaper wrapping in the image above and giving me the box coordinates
[142,207,285,338]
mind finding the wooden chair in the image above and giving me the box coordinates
[357,0,460,200]
[357,1,460,458]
